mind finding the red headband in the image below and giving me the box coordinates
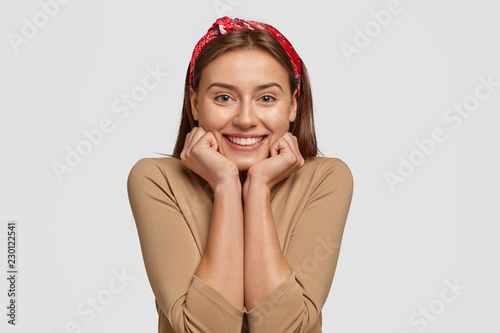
[189,16,302,98]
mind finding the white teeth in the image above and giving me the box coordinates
[227,136,264,146]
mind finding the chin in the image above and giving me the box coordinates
[233,158,262,172]
[234,161,252,172]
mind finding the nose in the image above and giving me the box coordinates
[233,99,258,128]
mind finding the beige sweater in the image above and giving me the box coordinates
[127,156,353,332]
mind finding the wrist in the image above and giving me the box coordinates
[213,174,242,196]
[243,175,271,201]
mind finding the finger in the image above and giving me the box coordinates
[281,133,303,165]
[270,136,290,158]
[292,135,305,167]
[201,131,219,151]
[281,132,295,150]
[188,127,207,150]
[288,134,302,158]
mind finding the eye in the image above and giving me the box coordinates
[215,94,233,103]
[259,95,276,103]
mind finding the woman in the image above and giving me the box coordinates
[127,16,353,333]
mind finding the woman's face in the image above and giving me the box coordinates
[190,48,297,171]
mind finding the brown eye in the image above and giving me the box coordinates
[260,95,276,103]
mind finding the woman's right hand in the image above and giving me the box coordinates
[180,127,239,190]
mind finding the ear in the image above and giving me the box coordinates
[189,87,199,121]
[288,89,298,122]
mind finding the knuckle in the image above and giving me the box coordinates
[191,145,202,156]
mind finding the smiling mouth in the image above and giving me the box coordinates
[224,135,266,146]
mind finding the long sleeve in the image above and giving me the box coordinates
[127,158,244,333]
[245,158,354,332]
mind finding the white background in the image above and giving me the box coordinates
[1,0,499,332]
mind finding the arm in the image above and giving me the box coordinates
[194,175,244,310]
[243,177,293,311]
[179,126,245,310]
[127,158,244,333]
[244,158,354,332]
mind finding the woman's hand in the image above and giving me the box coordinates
[244,132,305,195]
[180,127,239,190]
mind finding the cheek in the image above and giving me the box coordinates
[197,104,228,129]
[199,116,229,133]
[264,111,292,134]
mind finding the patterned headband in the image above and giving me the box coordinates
[189,16,302,98]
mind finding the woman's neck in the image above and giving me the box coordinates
[239,170,247,187]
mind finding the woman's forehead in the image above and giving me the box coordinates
[199,49,290,90]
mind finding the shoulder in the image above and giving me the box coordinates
[127,157,185,189]
[293,156,354,199]
[128,157,182,176]
[301,156,353,185]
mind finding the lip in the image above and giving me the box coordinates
[223,134,267,151]
[224,133,267,138]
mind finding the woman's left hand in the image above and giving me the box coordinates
[244,132,305,192]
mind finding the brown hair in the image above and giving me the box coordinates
[162,27,322,159]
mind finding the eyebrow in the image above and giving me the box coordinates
[207,82,236,91]
[256,82,283,92]
[206,82,283,92]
